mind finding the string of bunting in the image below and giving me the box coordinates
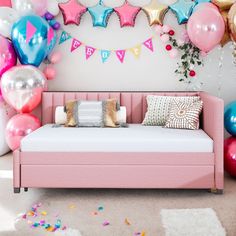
[58,30,155,63]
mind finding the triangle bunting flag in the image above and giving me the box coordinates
[59,31,71,44]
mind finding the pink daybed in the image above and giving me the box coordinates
[13,91,224,193]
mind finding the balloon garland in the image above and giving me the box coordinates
[0,1,60,151]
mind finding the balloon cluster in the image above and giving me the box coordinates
[0,0,59,151]
[224,102,236,177]
[43,12,61,31]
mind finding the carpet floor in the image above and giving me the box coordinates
[0,153,236,236]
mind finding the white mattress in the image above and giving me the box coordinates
[21,124,213,153]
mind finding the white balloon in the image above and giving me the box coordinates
[0,7,19,38]
[47,0,60,16]
[11,0,34,16]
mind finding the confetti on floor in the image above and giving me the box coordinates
[20,203,67,233]
[102,220,110,226]
[68,204,76,209]
[91,211,98,216]
[98,205,104,212]
[125,218,131,225]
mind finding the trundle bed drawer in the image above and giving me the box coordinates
[21,165,214,189]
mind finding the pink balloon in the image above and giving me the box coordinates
[162,25,171,33]
[187,6,225,53]
[43,66,56,80]
[169,49,179,59]
[155,25,163,34]
[31,0,47,16]
[160,34,169,43]
[0,35,17,77]
[5,114,40,151]
[49,51,62,64]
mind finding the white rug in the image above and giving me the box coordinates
[161,208,226,236]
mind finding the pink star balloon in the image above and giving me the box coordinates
[114,0,141,27]
[58,0,87,26]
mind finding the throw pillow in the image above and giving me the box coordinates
[164,100,203,130]
[64,99,119,127]
[142,95,200,126]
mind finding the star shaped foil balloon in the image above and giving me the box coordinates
[88,0,114,28]
[142,0,168,26]
[169,0,196,25]
[58,0,87,26]
[114,0,141,27]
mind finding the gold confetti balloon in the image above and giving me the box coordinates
[220,10,231,46]
[228,3,236,42]
[212,0,235,10]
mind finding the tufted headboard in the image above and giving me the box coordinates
[41,91,200,125]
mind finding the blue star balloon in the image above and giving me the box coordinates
[169,0,196,24]
[88,0,114,27]
[195,0,211,3]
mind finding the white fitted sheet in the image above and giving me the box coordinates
[21,124,213,153]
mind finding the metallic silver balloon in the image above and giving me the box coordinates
[11,0,34,16]
[1,65,47,113]
[0,7,19,38]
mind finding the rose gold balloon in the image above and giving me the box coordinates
[220,10,231,46]
[43,66,56,80]
[1,65,47,113]
[187,6,225,52]
[212,0,235,10]
[5,113,40,151]
[228,3,236,41]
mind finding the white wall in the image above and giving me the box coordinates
[52,0,236,106]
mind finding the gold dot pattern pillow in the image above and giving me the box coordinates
[164,100,203,130]
[142,95,201,126]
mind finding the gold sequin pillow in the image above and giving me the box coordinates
[64,99,119,128]
[164,100,203,130]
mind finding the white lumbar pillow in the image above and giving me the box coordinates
[0,101,16,156]
[55,106,127,125]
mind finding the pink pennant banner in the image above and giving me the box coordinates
[47,27,54,45]
[116,50,126,63]
[85,46,96,60]
[71,38,82,52]
[26,21,37,44]
[143,38,154,52]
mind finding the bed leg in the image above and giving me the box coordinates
[24,188,28,192]
[14,188,20,194]
[209,188,224,194]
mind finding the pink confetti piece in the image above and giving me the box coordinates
[62,226,67,230]
[54,212,60,217]
[134,233,141,235]
[40,220,45,225]
[22,214,27,219]
[102,221,110,226]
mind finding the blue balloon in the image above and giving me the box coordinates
[169,0,196,24]
[224,101,236,136]
[11,15,56,67]
[88,1,114,28]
